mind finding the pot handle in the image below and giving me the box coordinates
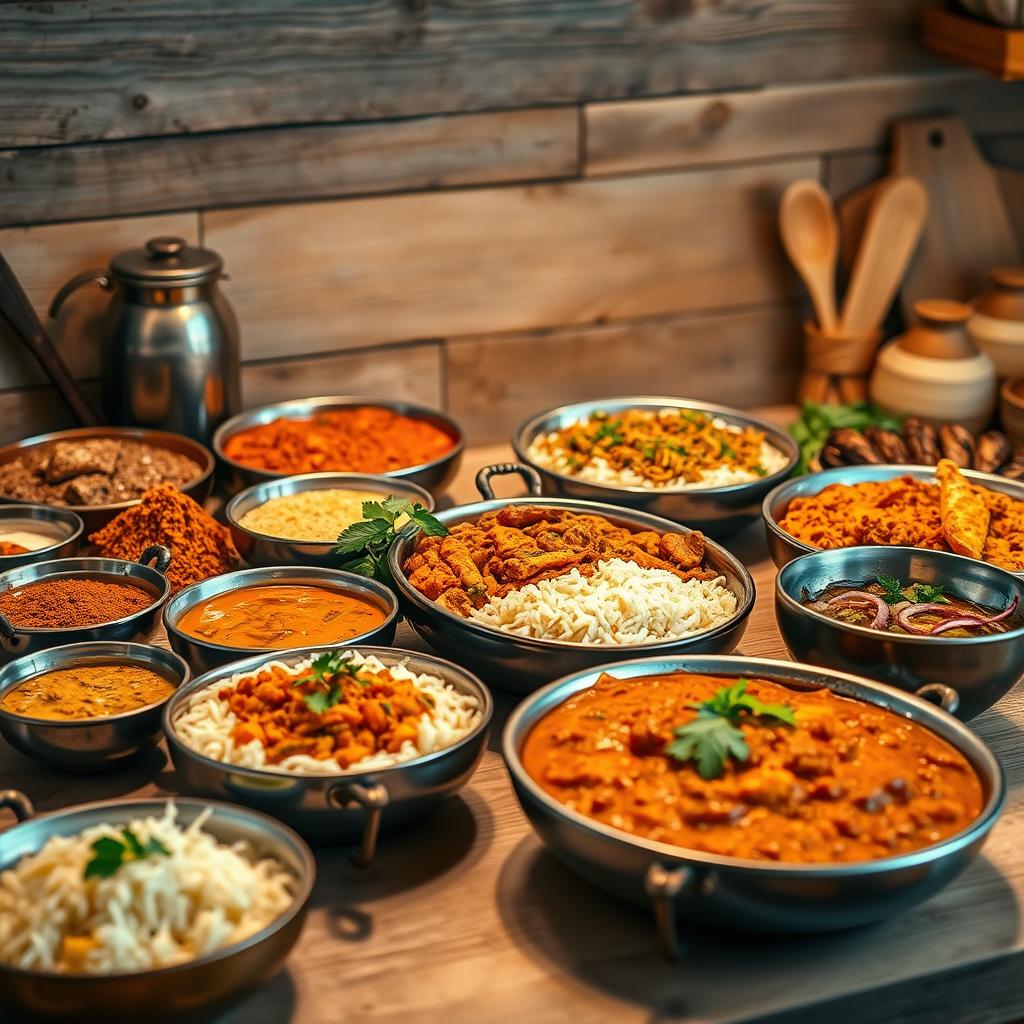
[137,545,172,575]
[327,781,390,868]
[49,269,112,320]
[475,463,543,500]
[644,863,695,961]
[915,683,960,716]
[0,610,28,656]
[0,790,34,823]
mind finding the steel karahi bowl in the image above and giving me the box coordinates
[387,463,755,694]
[225,471,434,569]
[512,397,799,537]
[212,395,464,498]
[0,641,190,771]
[163,565,400,675]
[503,655,1005,960]
[0,503,83,571]
[0,426,215,533]
[775,546,1024,720]
[0,546,172,666]
[0,791,314,1021]
[164,645,492,861]
[762,463,1024,572]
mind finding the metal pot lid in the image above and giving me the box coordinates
[109,236,223,285]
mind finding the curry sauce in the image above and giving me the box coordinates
[522,672,984,863]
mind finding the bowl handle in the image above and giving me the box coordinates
[915,683,960,716]
[475,463,543,500]
[0,610,28,656]
[644,862,696,961]
[327,782,390,868]
[137,544,172,575]
[0,790,34,824]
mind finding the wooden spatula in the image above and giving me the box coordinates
[779,179,839,334]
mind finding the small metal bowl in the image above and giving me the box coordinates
[512,396,799,536]
[225,471,435,568]
[504,655,1004,959]
[0,791,314,1021]
[163,565,400,675]
[0,641,190,771]
[212,396,464,497]
[0,546,172,665]
[0,426,215,533]
[762,463,1024,571]
[0,504,83,571]
[164,646,492,860]
[775,546,1024,720]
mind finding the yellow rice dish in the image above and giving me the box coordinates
[238,489,388,542]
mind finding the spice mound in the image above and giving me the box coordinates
[0,578,153,629]
[90,484,238,593]
[1,663,176,720]
[0,438,202,506]
[222,406,456,475]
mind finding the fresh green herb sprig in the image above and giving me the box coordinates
[789,401,902,475]
[335,496,447,583]
[877,574,949,605]
[84,828,169,880]
[293,651,372,714]
[877,573,906,605]
[665,679,795,780]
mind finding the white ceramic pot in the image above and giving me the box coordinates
[969,310,1024,379]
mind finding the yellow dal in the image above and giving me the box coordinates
[238,488,391,542]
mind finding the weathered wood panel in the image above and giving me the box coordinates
[205,158,816,363]
[0,109,579,228]
[0,1,938,149]
[586,70,1024,177]
[446,304,803,444]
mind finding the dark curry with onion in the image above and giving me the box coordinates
[521,672,983,864]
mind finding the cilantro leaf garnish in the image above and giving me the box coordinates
[910,582,949,604]
[293,652,373,713]
[84,828,169,880]
[877,574,906,605]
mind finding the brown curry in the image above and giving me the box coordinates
[521,672,983,863]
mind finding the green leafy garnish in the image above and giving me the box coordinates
[910,582,949,604]
[593,419,625,446]
[789,401,902,475]
[664,679,795,780]
[877,573,906,605]
[334,497,448,584]
[84,828,169,880]
[293,651,372,713]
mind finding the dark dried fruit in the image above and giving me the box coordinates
[938,424,975,468]
[903,418,940,465]
[820,444,846,468]
[828,428,882,465]
[1001,449,1024,481]
[974,431,1012,475]
[863,427,909,464]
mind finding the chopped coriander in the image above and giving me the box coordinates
[84,828,169,880]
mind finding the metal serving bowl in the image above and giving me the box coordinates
[225,471,434,569]
[163,565,399,674]
[0,547,172,666]
[775,546,1024,720]
[0,641,190,771]
[0,504,83,571]
[212,395,464,497]
[504,655,1004,959]
[0,426,215,533]
[512,397,799,537]
[164,646,492,861]
[763,463,1024,571]
[0,791,314,1021]
[387,463,755,694]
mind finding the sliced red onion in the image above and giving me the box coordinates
[897,603,955,634]
[825,591,889,630]
[899,595,1019,636]
[929,616,987,635]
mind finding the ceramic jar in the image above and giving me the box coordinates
[968,267,1024,379]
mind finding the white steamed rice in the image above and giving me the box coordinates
[468,557,738,644]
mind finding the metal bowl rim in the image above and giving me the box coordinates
[775,545,1024,645]
[511,396,799,496]
[388,495,756,652]
[0,795,315,984]
[163,644,494,781]
[503,653,1005,877]
[0,504,85,563]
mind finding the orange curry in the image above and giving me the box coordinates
[522,672,983,863]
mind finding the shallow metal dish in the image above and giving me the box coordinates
[225,471,434,568]
[0,791,313,1021]
[388,463,755,694]
[164,645,492,860]
[776,546,1024,720]
[0,426,215,533]
[163,565,399,674]
[504,654,1004,958]
[763,463,1024,571]
[212,395,464,497]
[0,504,83,571]
[0,641,190,771]
[512,397,799,537]
[0,547,171,666]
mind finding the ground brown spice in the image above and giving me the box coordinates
[0,578,153,628]
[89,484,238,593]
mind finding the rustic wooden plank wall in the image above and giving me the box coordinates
[1,1,1023,446]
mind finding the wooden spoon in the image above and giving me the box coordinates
[841,175,928,336]
[779,179,840,334]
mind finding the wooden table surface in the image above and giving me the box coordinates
[5,439,1024,1024]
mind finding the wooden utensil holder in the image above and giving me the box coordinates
[801,321,883,405]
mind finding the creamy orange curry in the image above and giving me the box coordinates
[521,672,983,863]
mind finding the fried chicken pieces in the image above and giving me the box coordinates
[402,505,715,617]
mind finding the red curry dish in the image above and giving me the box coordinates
[521,672,983,864]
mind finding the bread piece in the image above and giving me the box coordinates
[937,458,989,560]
